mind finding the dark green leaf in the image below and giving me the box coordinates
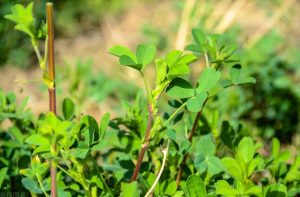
[0,167,8,188]
[62,97,75,120]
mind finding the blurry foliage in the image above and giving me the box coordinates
[213,30,300,141]
[0,0,126,67]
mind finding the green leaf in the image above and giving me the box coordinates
[222,157,243,181]
[272,138,280,158]
[99,113,110,139]
[121,182,139,197]
[119,55,140,70]
[109,45,136,60]
[274,151,291,164]
[230,64,242,84]
[4,3,36,38]
[186,92,207,112]
[9,127,24,145]
[194,155,224,175]
[22,177,43,194]
[162,180,177,196]
[197,67,221,93]
[62,98,75,120]
[155,59,167,84]
[177,54,198,65]
[91,139,108,151]
[266,184,287,197]
[192,28,206,45]
[215,180,239,196]
[185,175,206,197]
[237,77,256,85]
[70,148,90,159]
[25,134,50,146]
[0,167,8,188]
[196,135,215,156]
[166,50,182,67]
[136,44,156,66]
[245,185,262,195]
[166,78,194,99]
[167,64,190,80]
[237,137,255,164]
[185,44,203,52]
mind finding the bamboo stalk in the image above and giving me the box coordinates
[46,3,57,197]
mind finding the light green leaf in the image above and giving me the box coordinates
[108,45,136,60]
[25,134,50,146]
[4,3,36,38]
[121,182,139,197]
[186,92,207,112]
[237,137,255,164]
[176,54,198,65]
[197,67,221,93]
[136,44,156,66]
[166,78,194,99]
[230,64,241,84]
[167,64,190,80]
[166,50,182,67]
[155,59,167,84]
[245,185,262,195]
[236,77,256,85]
[222,157,243,181]
[99,113,110,139]
[185,175,206,197]
[215,180,239,196]
[70,148,90,159]
[272,138,280,158]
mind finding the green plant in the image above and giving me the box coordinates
[2,2,299,197]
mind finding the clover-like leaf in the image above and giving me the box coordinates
[136,44,156,66]
[166,50,182,67]
[197,67,221,93]
[186,92,207,112]
[62,97,75,120]
[5,3,36,38]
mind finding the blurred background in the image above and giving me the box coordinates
[0,0,299,146]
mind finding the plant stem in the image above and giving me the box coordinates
[145,140,170,197]
[36,174,49,197]
[46,3,57,197]
[163,101,187,127]
[90,155,113,196]
[131,103,153,181]
[175,100,207,186]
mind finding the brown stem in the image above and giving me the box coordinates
[176,100,207,186]
[47,3,57,197]
[130,104,153,181]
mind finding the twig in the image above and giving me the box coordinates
[131,104,153,181]
[175,100,207,186]
[46,3,57,197]
[145,140,170,197]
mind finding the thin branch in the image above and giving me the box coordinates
[46,3,57,197]
[90,155,113,196]
[145,140,170,197]
[131,104,153,181]
[176,99,207,186]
